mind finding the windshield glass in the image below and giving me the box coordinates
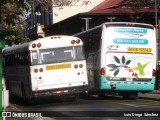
[31,46,85,65]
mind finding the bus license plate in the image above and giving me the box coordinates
[46,63,71,70]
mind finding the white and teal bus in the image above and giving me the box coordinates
[3,35,88,102]
[74,22,157,99]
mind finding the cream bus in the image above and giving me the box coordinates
[74,22,157,99]
[3,35,88,103]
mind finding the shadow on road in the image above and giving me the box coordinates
[9,95,77,106]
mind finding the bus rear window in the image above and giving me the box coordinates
[31,46,85,65]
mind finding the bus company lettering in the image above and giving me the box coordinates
[115,28,147,33]
[113,38,148,45]
[127,47,152,53]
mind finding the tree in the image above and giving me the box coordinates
[1,0,88,30]
[0,0,89,45]
[128,0,160,8]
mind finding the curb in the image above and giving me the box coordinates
[138,92,160,101]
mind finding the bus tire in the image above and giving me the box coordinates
[122,94,129,99]
[98,93,106,99]
[67,96,77,101]
[122,92,138,100]
[9,93,17,103]
[85,90,92,99]
[60,95,76,102]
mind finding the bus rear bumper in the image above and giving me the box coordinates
[33,85,88,97]
[100,76,155,91]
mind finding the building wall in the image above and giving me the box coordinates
[26,1,104,40]
[53,0,104,24]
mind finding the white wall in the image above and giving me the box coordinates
[53,0,104,24]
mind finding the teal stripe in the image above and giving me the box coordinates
[100,76,155,91]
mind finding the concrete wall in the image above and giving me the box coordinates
[53,0,104,24]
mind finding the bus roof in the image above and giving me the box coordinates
[3,35,82,55]
[73,22,154,36]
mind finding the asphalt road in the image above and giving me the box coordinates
[3,93,160,120]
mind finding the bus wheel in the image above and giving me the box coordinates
[9,93,17,103]
[129,92,138,100]
[79,91,88,98]
[85,90,92,99]
[79,90,92,99]
[122,94,129,99]
[98,93,106,99]
[67,96,77,101]
[122,92,138,100]
[21,85,30,105]
[60,95,77,102]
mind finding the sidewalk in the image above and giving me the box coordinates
[149,90,160,94]
[138,90,160,100]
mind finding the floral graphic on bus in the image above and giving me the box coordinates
[106,55,139,78]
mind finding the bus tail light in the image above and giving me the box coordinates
[79,64,83,68]
[74,64,78,69]
[34,68,38,73]
[71,40,75,44]
[100,67,106,75]
[39,68,44,72]
[76,39,80,44]
[32,43,36,48]
[152,69,156,76]
[37,43,41,48]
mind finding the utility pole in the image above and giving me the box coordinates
[155,0,158,41]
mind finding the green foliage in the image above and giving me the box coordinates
[1,0,29,30]
[128,0,160,8]
[0,0,30,45]
[0,0,82,45]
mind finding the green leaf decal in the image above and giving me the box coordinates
[125,60,131,65]
[107,64,118,68]
[107,64,120,71]
[109,67,119,71]
[122,55,125,64]
[114,69,120,76]
[114,56,120,64]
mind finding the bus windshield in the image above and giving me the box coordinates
[31,46,85,65]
